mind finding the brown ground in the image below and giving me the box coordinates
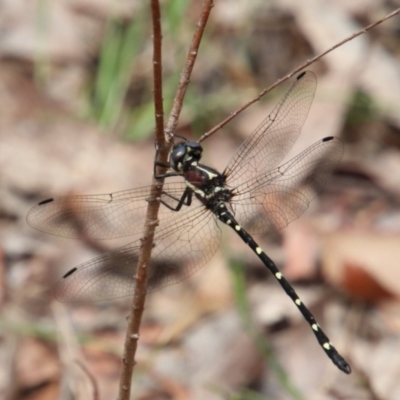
[1,1,400,399]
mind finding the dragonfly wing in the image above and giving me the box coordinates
[231,137,343,234]
[224,71,317,189]
[54,203,221,303]
[27,181,187,239]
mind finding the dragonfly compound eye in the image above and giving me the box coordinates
[170,143,187,167]
[170,141,203,170]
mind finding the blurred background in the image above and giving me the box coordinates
[1,0,400,399]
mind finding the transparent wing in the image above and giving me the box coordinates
[26,181,187,239]
[54,203,222,303]
[230,137,343,234]
[224,71,317,189]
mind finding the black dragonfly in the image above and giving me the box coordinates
[27,71,351,374]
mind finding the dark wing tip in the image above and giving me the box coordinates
[38,198,54,206]
[62,267,77,279]
[322,136,334,142]
[296,71,306,80]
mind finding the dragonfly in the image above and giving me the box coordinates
[27,71,351,374]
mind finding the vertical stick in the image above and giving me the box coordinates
[117,1,214,399]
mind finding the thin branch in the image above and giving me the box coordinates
[198,7,400,143]
[117,1,165,399]
[152,0,166,146]
[117,1,214,399]
[165,0,214,137]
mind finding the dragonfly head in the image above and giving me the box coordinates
[170,141,203,172]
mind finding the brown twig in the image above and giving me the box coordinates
[198,7,400,143]
[117,1,214,399]
[117,1,165,399]
[152,0,166,147]
[165,0,214,137]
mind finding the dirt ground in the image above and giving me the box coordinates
[1,1,400,399]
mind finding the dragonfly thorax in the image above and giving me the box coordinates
[169,140,231,206]
[185,164,231,206]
